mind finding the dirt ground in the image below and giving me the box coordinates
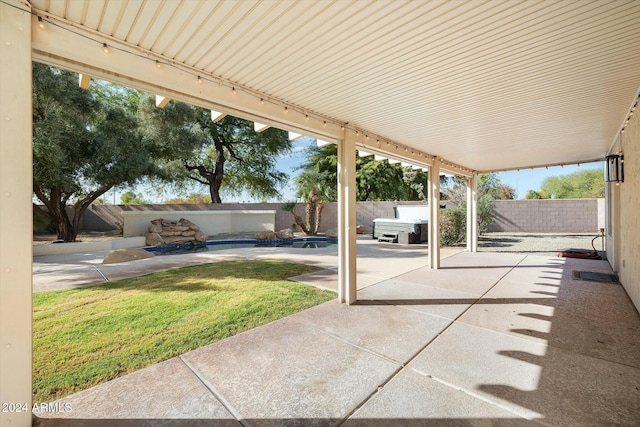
[32,230,123,245]
[478,232,604,257]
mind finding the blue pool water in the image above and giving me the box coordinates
[146,237,338,255]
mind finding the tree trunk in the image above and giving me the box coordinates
[68,184,113,242]
[306,188,320,235]
[314,202,324,235]
[209,176,222,203]
[209,141,225,203]
[33,184,113,242]
[292,212,310,235]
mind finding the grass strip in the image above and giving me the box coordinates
[33,259,334,401]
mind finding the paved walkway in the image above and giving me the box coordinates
[32,238,460,293]
[33,242,640,426]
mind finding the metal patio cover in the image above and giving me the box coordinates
[30,0,640,172]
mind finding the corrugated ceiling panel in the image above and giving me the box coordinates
[110,0,143,40]
[29,0,640,171]
[194,1,296,71]
[123,0,162,46]
[82,0,105,30]
[218,1,328,79]
[64,0,87,25]
[171,1,252,64]
[136,1,182,50]
[159,1,224,61]
[150,0,207,57]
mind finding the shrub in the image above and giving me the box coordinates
[439,194,495,245]
[440,207,466,245]
[477,194,495,233]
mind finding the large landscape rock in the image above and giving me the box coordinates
[145,218,206,246]
[325,228,338,238]
[103,248,154,264]
[275,228,294,239]
[255,230,276,240]
[145,232,164,246]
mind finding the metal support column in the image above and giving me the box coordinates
[337,130,357,304]
[428,160,441,269]
[0,2,33,426]
[466,173,478,252]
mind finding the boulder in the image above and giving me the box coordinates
[325,228,338,238]
[148,224,163,234]
[356,224,366,234]
[179,218,199,231]
[145,232,164,246]
[275,228,294,239]
[162,236,196,245]
[146,218,207,246]
[165,225,189,232]
[159,230,184,236]
[103,248,154,264]
[255,230,276,240]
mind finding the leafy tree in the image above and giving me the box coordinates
[120,191,146,205]
[440,173,515,243]
[525,190,545,199]
[294,144,428,202]
[149,108,292,203]
[33,64,165,241]
[537,169,604,199]
[477,173,517,200]
[164,193,212,204]
[282,188,324,236]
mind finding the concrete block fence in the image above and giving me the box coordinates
[72,199,604,236]
[488,199,604,233]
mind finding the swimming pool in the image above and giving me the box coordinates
[145,236,338,255]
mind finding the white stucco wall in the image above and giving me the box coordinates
[122,210,276,237]
[609,96,640,312]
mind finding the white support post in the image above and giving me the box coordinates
[428,160,441,269]
[337,130,357,304]
[0,1,33,426]
[466,173,478,252]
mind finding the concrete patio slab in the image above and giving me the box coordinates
[392,266,507,296]
[34,357,240,426]
[180,317,401,427]
[345,368,538,427]
[289,300,452,364]
[33,251,640,427]
[457,302,556,345]
[408,321,640,426]
[358,279,479,320]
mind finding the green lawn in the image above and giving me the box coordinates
[33,260,334,401]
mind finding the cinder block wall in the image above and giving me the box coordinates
[74,199,603,235]
[488,199,603,233]
[77,201,423,235]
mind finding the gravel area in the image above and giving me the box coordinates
[478,232,605,257]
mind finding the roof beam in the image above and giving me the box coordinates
[78,73,91,89]
[155,95,170,108]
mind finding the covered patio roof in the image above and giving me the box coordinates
[29,0,640,172]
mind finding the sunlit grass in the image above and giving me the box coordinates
[33,260,334,401]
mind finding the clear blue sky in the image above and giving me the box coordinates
[122,139,603,203]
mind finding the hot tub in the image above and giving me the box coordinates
[372,205,429,243]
